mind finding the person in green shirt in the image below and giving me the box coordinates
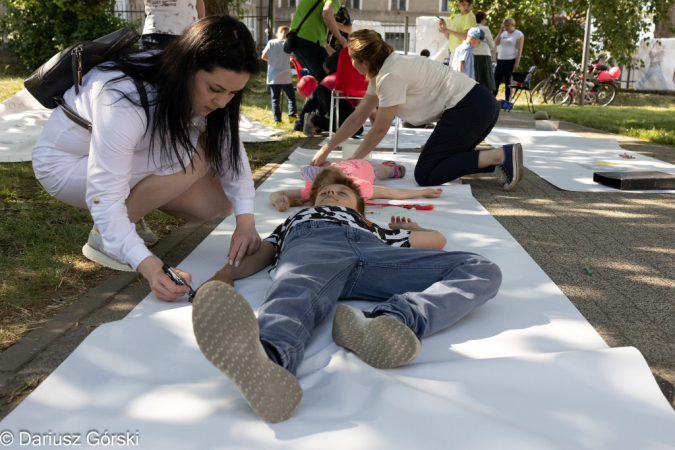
[289,0,347,82]
[289,0,347,132]
[438,0,477,57]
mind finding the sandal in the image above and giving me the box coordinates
[382,161,406,178]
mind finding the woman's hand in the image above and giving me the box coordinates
[311,144,333,166]
[229,213,261,267]
[138,257,192,302]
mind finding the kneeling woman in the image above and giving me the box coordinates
[32,16,261,302]
[311,29,523,191]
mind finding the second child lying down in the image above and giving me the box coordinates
[269,160,442,212]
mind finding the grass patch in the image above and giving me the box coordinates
[506,87,675,148]
[514,104,675,147]
[0,58,303,350]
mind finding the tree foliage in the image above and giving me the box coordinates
[466,0,674,80]
[0,0,129,71]
[204,0,246,17]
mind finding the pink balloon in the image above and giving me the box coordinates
[609,67,621,80]
[297,75,318,98]
[597,71,612,82]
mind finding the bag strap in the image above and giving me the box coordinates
[56,79,149,134]
[293,0,324,35]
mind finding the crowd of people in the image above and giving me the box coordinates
[30,0,527,424]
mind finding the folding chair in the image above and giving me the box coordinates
[291,57,304,80]
[508,65,537,113]
[329,48,401,153]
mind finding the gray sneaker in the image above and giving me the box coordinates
[302,112,315,137]
[82,226,134,272]
[192,281,303,423]
[135,217,158,246]
[332,304,421,369]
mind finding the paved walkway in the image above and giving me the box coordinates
[1,112,673,420]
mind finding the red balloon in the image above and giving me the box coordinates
[297,75,318,98]
[609,67,621,80]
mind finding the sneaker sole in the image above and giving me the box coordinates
[192,281,302,423]
[503,143,524,192]
[332,304,421,369]
[82,243,134,272]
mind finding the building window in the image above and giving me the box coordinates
[385,32,406,51]
[346,0,361,9]
[390,0,407,11]
[439,0,450,12]
[278,0,296,6]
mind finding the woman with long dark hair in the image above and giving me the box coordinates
[32,16,261,302]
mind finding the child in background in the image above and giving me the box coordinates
[450,27,484,80]
[269,161,442,212]
[262,26,297,126]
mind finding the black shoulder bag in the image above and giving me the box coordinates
[24,27,146,133]
[284,0,324,54]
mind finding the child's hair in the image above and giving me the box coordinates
[308,166,366,215]
[420,49,430,57]
[277,25,290,39]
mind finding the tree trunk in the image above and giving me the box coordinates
[204,0,229,16]
[655,3,675,38]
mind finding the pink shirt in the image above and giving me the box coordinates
[300,159,375,201]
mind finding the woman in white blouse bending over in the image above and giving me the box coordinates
[310,29,523,191]
[32,16,262,302]
[493,17,524,102]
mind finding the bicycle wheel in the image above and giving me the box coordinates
[594,82,617,107]
[531,80,550,104]
[553,89,573,105]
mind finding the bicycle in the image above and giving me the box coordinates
[552,61,618,107]
[531,64,566,104]
[552,63,596,106]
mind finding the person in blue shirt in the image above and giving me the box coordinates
[262,26,298,125]
[451,27,485,80]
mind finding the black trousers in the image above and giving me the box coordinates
[414,84,499,187]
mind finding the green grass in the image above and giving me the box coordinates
[511,104,675,147]
[505,87,675,148]
[0,58,304,349]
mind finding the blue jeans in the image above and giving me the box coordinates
[270,84,297,122]
[258,222,502,375]
[414,84,500,186]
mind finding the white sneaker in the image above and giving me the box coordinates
[332,304,421,369]
[82,226,134,272]
[135,218,158,245]
[192,281,303,423]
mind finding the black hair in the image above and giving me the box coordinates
[99,15,259,176]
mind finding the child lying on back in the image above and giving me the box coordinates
[269,160,442,212]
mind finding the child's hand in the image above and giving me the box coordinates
[422,188,443,198]
[274,193,290,212]
[389,216,420,230]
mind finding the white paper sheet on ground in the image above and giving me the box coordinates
[0,89,51,162]
[3,149,675,449]
[239,113,286,142]
[321,125,433,150]
[0,90,283,163]
[487,127,675,193]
